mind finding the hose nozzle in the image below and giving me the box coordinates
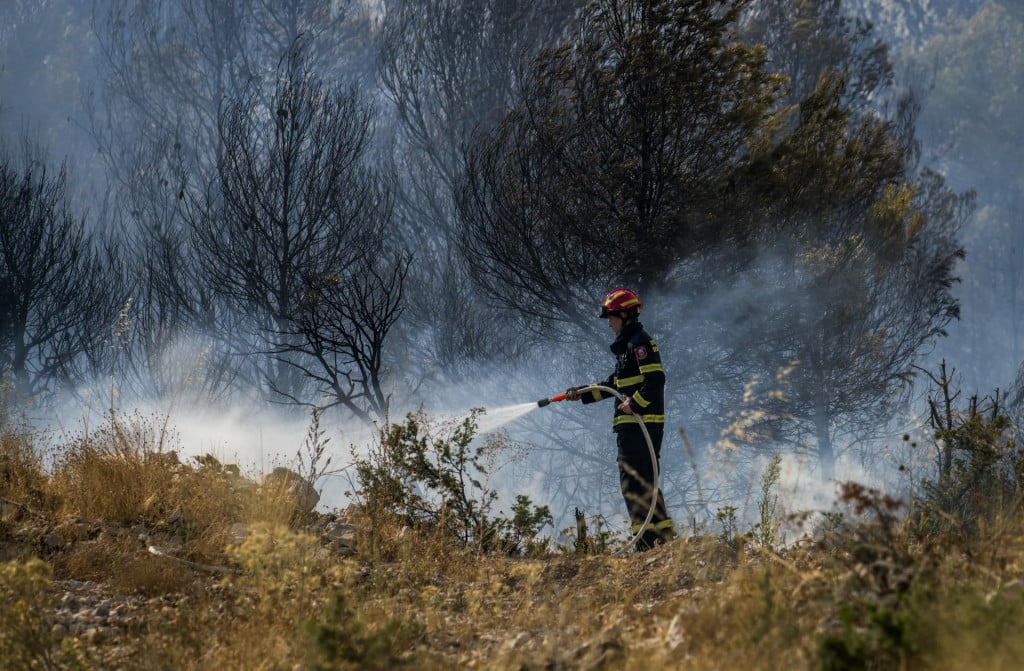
[537,392,568,408]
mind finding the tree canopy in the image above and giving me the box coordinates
[459,0,786,332]
[459,0,968,479]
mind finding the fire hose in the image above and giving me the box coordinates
[537,385,660,556]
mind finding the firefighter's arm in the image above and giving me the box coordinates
[579,373,616,404]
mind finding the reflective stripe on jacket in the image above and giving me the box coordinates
[581,320,665,431]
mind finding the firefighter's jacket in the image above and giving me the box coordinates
[582,320,665,431]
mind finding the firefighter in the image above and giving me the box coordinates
[566,288,676,551]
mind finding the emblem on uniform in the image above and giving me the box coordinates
[634,345,648,360]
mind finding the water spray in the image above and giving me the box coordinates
[537,384,660,556]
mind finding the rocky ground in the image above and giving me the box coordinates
[0,458,372,668]
[3,481,748,670]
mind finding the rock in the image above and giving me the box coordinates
[84,627,105,645]
[54,519,90,543]
[323,521,355,544]
[153,451,180,467]
[0,499,22,523]
[262,467,320,513]
[153,535,184,555]
[322,521,356,555]
[229,522,250,544]
[228,473,257,492]
[44,530,64,550]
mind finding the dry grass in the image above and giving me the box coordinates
[5,410,1024,670]
[0,420,46,505]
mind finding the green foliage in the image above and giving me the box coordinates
[504,494,553,557]
[919,406,1020,538]
[817,600,919,671]
[0,559,83,670]
[743,0,893,110]
[749,453,782,549]
[565,508,618,555]
[304,592,424,671]
[816,482,921,671]
[729,69,967,482]
[226,521,350,643]
[353,409,551,554]
[818,566,1024,671]
[915,362,1023,540]
[460,0,786,319]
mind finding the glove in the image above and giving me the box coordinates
[565,387,581,401]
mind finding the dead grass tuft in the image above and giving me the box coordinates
[0,422,46,508]
[49,411,183,524]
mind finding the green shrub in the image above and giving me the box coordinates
[304,592,424,671]
[916,362,1023,540]
[749,453,783,550]
[0,559,84,670]
[352,409,551,554]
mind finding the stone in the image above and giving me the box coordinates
[229,522,250,544]
[322,520,356,555]
[0,499,22,523]
[262,467,320,513]
[323,521,356,544]
[54,520,90,542]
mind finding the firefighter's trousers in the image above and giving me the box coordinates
[616,424,675,550]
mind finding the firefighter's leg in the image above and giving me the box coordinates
[616,425,675,550]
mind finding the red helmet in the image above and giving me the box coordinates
[600,288,642,318]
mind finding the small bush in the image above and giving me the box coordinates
[0,558,84,670]
[352,409,552,555]
[815,482,921,671]
[305,592,424,671]
[563,508,618,555]
[749,453,783,550]
[916,362,1024,540]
